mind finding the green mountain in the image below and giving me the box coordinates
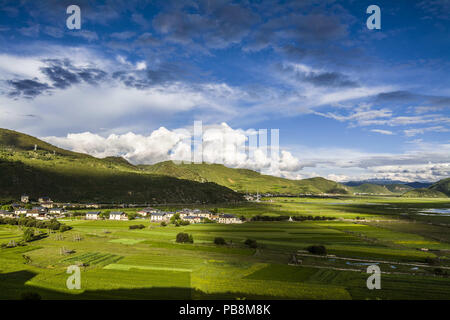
[139,161,352,195]
[384,184,414,194]
[349,183,393,195]
[402,188,447,198]
[0,129,242,204]
[429,178,450,197]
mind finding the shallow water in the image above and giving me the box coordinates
[417,208,450,216]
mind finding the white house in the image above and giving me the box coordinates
[14,208,28,215]
[26,211,40,218]
[109,211,128,221]
[21,195,29,203]
[150,212,167,222]
[0,210,15,218]
[86,203,101,209]
[182,216,202,224]
[197,212,213,219]
[164,212,175,220]
[41,202,54,209]
[137,207,159,217]
[86,211,101,220]
[49,208,65,215]
[218,214,243,224]
[38,197,52,203]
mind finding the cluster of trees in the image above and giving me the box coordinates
[292,216,336,221]
[214,237,226,245]
[250,215,336,222]
[176,232,194,243]
[0,217,72,232]
[170,213,190,226]
[129,224,145,230]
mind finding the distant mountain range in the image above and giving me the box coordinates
[0,128,448,203]
[343,180,434,189]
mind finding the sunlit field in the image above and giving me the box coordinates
[1,196,450,300]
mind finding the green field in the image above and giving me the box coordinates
[1,196,450,300]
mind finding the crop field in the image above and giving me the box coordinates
[1,196,450,300]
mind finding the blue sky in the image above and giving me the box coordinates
[0,0,449,182]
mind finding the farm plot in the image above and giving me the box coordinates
[62,252,123,267]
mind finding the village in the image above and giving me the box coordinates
[0,195,244,224]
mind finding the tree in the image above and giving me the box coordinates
[1,204,12,211]
[176,232,193,243]
[100,210,110,220]
[127,212,137,220]
[23,228,35,242]
[170,213,180,224]
[306,245,327,255]
[244,239,257,248]
[214,237,226,245]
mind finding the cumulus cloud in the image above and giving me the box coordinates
[42,122,303,178]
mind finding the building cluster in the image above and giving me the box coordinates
[146,208,243,224]
[86,207,243,224]
[1,195,244,224]
[0,204,66,220]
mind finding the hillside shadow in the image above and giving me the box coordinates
[0,270,283,300]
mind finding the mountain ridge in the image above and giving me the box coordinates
[1,128,449,200]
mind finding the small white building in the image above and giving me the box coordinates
[109,211,128,220]
[182,216,202,224]
[86,203,101,209]
[21,195,30,203]
[49,208,65,214]
[0,210,15,218]
[14,208,28,215]
[150,212,167,222]
[197,212,212,219]
[218,214,243,224]
[26,211,40,218]
[86,211,101,220]
[41,202,54,209]
[137,207,159,217]
[38,197,52,203]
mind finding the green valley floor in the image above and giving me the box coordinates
[1,196,450,300]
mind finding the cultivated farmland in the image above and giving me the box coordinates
[1,196,450,300]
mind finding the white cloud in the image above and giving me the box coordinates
[371,129,394,135]
[42,122,304,178]
[404,126,449,137]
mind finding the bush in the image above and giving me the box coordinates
[176,232,193,243]
[59,225,72,232]
[129,224,145,230]
[244,239,257,248]
[160,221,167,227]
[306,245,327,255]
[214,237,226,245]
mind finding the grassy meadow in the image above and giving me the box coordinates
[1,195,450,300]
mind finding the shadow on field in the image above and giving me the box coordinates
[0,270,280,300]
